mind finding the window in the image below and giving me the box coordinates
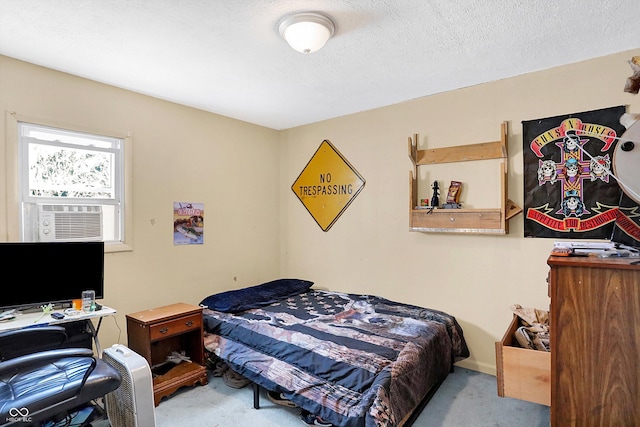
[18,122,125,244]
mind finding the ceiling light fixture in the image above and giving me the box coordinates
[279,12,335,54]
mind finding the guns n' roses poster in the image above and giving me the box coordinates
[523,106,626,239]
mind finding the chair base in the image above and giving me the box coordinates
[43,403,106,427]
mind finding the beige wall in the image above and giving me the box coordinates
[0,55,282,351]
[2,48,639,375]
[279,48,640,374]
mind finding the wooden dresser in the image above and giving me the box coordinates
[126,303,208,405]
[547,256,640,426]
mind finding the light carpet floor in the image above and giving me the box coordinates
[152,367,549,427]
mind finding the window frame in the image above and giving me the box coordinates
[5,112,133,253]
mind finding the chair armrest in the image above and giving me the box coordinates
[0,348,94,375]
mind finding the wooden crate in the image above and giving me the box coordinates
[495,315,550,406]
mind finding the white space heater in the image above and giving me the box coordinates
[102,344,156,427]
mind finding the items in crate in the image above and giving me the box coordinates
[510,304,550,352]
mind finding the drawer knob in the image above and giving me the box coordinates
[185,320,194,327]
[159,327,169,334]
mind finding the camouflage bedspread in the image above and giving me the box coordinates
[203,290,468,427]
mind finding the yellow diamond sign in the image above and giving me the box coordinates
[292,140,365,231]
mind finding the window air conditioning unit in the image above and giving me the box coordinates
[37,204,103,242]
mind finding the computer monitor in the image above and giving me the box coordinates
[0,241,104,311]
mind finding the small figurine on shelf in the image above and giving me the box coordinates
[430,181,440,208]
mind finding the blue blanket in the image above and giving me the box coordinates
[203,290,468,427]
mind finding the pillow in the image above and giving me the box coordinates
[200,278,313,313]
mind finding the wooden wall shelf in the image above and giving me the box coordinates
[408,121,522,234]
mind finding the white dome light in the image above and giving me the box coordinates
[279,12,335,54]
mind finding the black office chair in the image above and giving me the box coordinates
[0,326,122,426]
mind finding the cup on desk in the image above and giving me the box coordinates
[72,299,83,311]
[81,290,95,312]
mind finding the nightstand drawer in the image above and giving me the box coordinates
[149,313,202,341]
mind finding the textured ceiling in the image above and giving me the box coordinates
[1,1,639,130]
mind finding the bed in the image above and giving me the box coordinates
[200,279,469,427]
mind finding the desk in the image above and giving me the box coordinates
[0,306,116,354]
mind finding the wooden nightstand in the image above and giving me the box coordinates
[126,303,208,406]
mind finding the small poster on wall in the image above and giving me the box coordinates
[173,202,204,245]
